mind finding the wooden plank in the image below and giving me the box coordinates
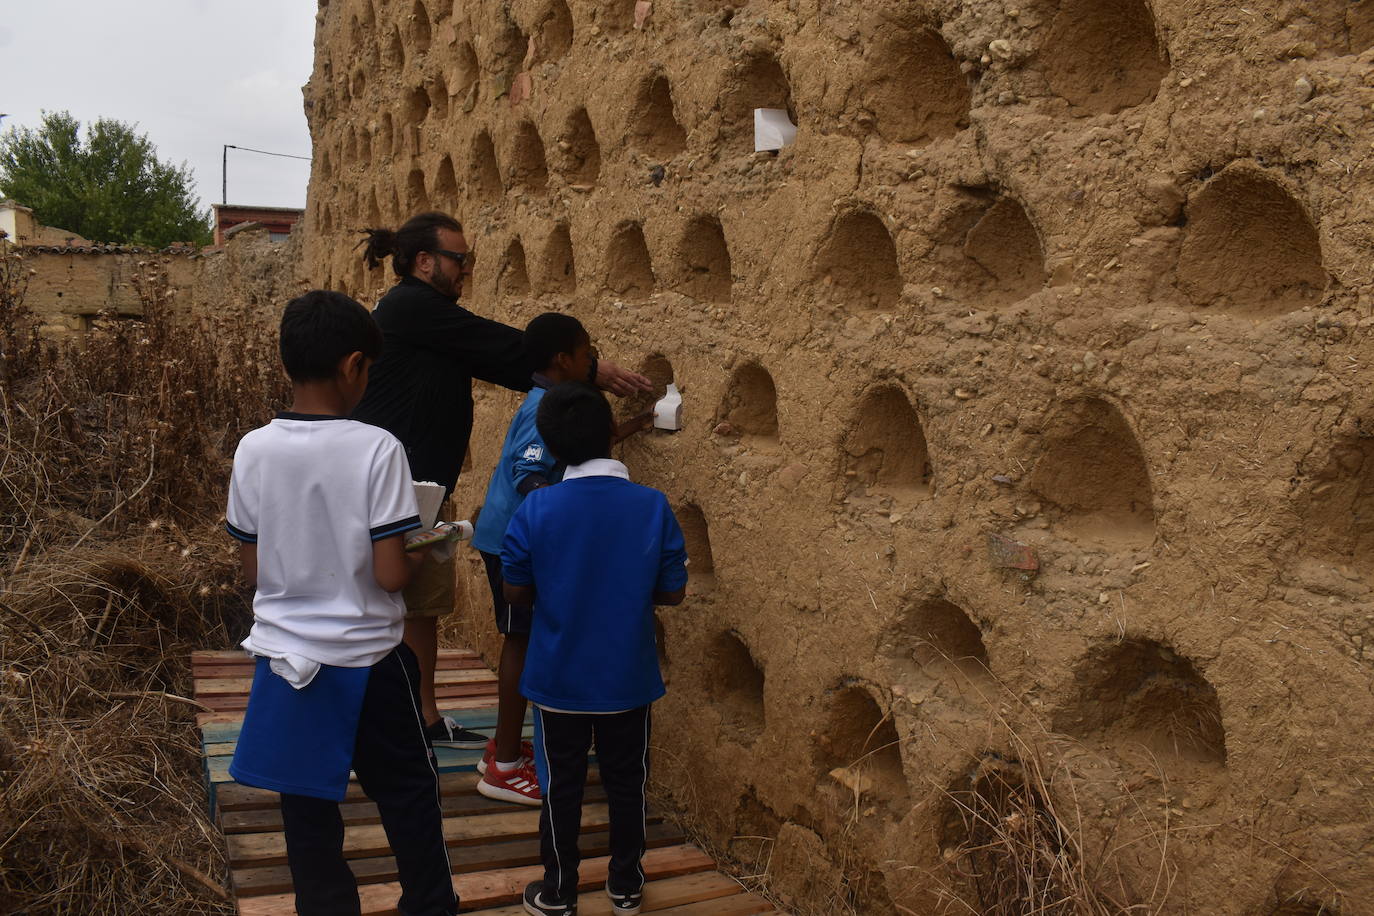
[196,694,501,728]
[205,723,534,759]
[215,768,602,813]
[194,654,486,678]
[192,648,480,665]
[197,681,497,713]
[236,844,715,916]
[207,741,510,784]
[195,668,496,698]
[229,819,686,896]
[463,871,749,915]
[227,803,630,867]
[223,780,603,833]
[202,704,513,745]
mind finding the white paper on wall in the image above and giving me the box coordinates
[754,108,797,152]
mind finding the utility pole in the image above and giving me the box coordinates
[221,144,313,206]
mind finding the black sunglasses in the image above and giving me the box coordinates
[431,248,473,269]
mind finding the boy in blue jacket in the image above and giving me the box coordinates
[501,383,687,916]
[471,314,649,806]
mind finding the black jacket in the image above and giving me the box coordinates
[352,277,535,494]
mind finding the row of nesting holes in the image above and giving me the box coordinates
[321,159,1325,319]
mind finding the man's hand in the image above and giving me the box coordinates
[595,359,652,397]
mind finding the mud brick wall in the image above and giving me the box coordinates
[302,0,1374,911]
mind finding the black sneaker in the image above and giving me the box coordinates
[425,715,488,749]
[523,881,577,915]
[606,885,643,914]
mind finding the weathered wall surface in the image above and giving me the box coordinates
[12,246,198,336]
[304,0,1374,911]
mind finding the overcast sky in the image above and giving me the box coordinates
[1,0,317,216]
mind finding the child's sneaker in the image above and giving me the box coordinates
[606,885,643,914]
[478,759,542,806]
[523,880,576,915]
[425,715,488,749]
[477,737,536,775]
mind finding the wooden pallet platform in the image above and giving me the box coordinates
[193,648,780,914]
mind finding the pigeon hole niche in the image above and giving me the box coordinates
[455,41,479,98]
[1041,0,1168,114]
[862,21,970,143]
[404,84,431,126]
[508,121,549,192]
[929,192,1046,308]
[677,216,732,303]
[538,222,576,295]
[717,363,780,448]
[845,384,932,502]
[815,209,902,312]
[432,155,459,209]
[706,631,766,744]
[555,108,601,185]
[629,72,687,160]
[536,0,574,61]
[1028,396,1156,549]
[676,502,716,592]
[405,167,428,211]
[1299,430,1374,579]
[603,222,655,296]
[720,50,793,148]
[409,0,432,54]
[427,73,449,120]
[498,237,531,298]
[814,683,909,810]
[1054,638,1227,767]
[469,130,503,201]
[1177,165,1326,317]
[883,596,990,685]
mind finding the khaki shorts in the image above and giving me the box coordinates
[403,551,456,618]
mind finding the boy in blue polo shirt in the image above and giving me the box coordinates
[225,291,456,916]
[501,383,687,916]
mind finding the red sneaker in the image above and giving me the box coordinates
[478,759,542,806]
[477,737,535,775]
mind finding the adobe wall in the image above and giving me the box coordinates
[303,0,1374,911]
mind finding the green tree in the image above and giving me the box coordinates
[0,111,212,247]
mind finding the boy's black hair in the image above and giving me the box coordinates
[536,382,612,466]
[524,312,587,372]
[279,290,383,382]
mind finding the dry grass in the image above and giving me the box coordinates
[0,245,283,913]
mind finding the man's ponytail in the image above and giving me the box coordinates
[356,212,464,278]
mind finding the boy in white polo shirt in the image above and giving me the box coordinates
[225,290,457,916]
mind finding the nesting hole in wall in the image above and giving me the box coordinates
[846,385,931,500]
[1347,2,1374,53]
[429,0,452,19]
[470,131,503,201]
[499,238,531,298]
[718,363,779,446]
[1056,639,1227,766]
[678,216,732,303]
[721,51,793,147]
[509,122,549,191]
[379,113,394,157]
[937,756,1071,909]
[677,503,716,591]
[729,791,783,868]
[815,210,902,312]
[815,685,908,809]
[1028,397,1155,549]
[629,73,687,160]
[357,129,371,163]
[556,108,601,185]
[409,0,432,53]
[537,0,574,60]
[428,74,449,119]
[604,222,655,296]
[455,41,480,97]
[1299,431,1374,578]
[386,26,405,69]
[654,613,668,681]
[1177,166,1325,317]
[884,597,990,685]
[1268,898,1341,916]
[623,353,674,419]
[937,193,1046,308]
[1041,0,1167,114]
[707,631,765,742]
[352,68,367,99]
[366,188,382,227]
[865,25,969,143]
[343,130,358,166]
[603,0,638,32]
[406,168,428,212]
[405,85,431,125]
[433,156,459,208]
[539,223,577,295]
[495,16,530,82]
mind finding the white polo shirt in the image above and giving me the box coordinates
[226,413,421,668]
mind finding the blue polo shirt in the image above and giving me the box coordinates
[471,384,560,555]
[501,459,688,712]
